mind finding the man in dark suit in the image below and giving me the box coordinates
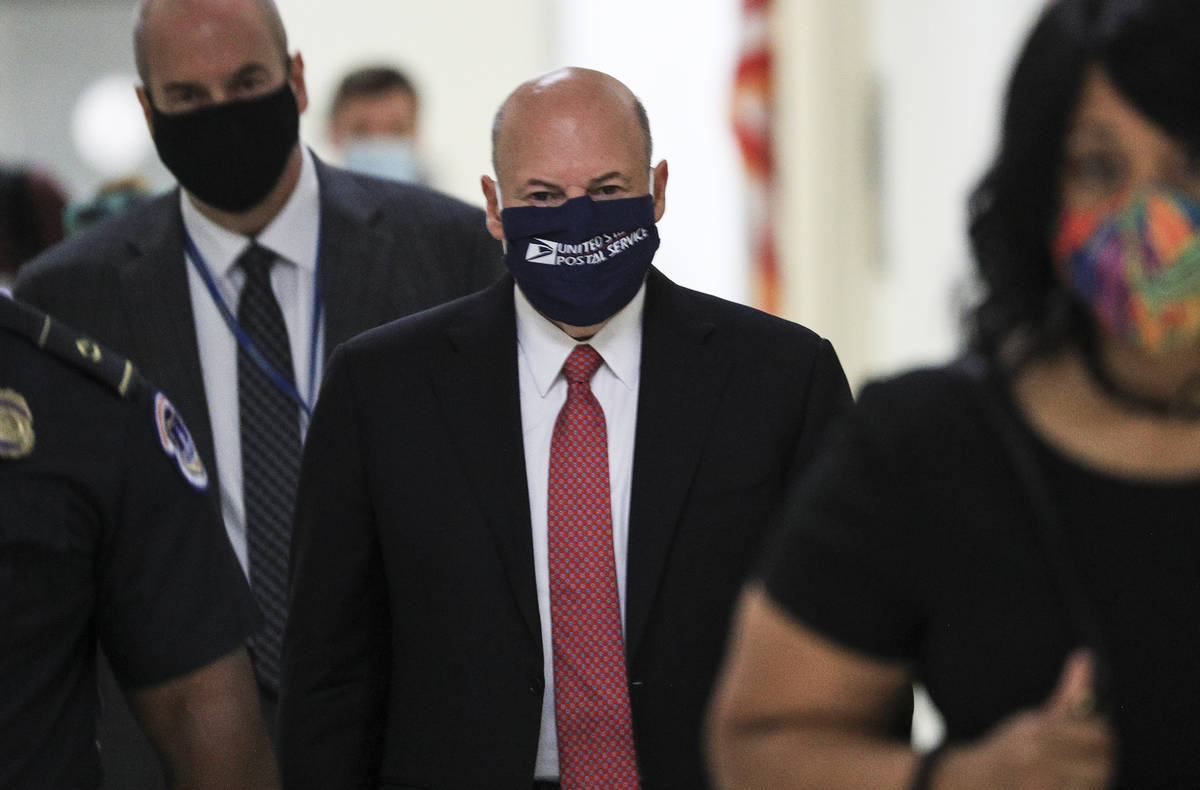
[15,0,499,785]
[279,67,852,789]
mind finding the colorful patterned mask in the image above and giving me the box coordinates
[1055,188,1200,353]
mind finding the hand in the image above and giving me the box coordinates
[936,650,1115,789]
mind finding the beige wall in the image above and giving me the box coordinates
[282,0,753,304]
[278,0,553,207]
[865,0,1047,380]
[772,0,1048,389]
[773,0,878,390]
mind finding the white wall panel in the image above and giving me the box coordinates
[553,0,747,302]
[280,0,552,207]
[866,0,1047,375]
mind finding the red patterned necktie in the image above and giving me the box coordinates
[548,343,640,789]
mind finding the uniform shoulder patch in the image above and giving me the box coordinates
[0,297,143,399]
[153,392,208,490]
[0,388,35,460]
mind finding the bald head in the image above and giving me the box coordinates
[134,0,289,84]
[491,67,652,178]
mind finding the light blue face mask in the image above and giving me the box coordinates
[342,136,425,184]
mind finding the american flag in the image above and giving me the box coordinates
[732,0,780,314]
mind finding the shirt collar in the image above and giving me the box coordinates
[179,147,320,276]
[514,281,645,398]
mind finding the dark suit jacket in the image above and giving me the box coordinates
[16,157,502,497]
[279,269,853,789]
[15,156,503,789]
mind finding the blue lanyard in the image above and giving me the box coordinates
[184,231,322,418]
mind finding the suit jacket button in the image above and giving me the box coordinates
[530,676,544,694]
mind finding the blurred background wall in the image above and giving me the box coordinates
[0,0,1047,388]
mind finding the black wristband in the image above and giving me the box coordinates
[908,743,948,790]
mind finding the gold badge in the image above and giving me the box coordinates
[0,389,34,460]
[75,338,102,363]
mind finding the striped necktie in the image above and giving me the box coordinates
[236,242,300,692]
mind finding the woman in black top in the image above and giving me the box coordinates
[709,1,1200,788]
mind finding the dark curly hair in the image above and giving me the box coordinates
[966,0,1200,362]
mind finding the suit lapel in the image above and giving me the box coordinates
[117,193,217,483]
[314,159,401,355]
[625,269,730,661]
[431,277,541,646]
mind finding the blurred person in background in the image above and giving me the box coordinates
[0,164,66,286]
[15,0,500,786]
[328,64,426,184]
[709,0,1200,787]
[0,295,275,789]
[62,176,153,237]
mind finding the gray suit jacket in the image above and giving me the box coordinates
[14,155,503,789]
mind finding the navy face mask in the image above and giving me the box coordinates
[500,194,660,327]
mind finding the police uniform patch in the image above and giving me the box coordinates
[0,388,34,460]
[153,392,208,490]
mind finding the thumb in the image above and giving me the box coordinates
[1045,649,1096,719]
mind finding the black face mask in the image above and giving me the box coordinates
[149,82,299,213]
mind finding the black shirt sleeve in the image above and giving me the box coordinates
[759,377,927,663]
[97,388,257,689]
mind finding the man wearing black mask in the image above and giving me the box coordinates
[16,1,501,787]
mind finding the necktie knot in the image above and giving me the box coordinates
[238,242,276,284]
[563,343,603,386]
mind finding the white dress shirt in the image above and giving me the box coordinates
[515,283,645,780]
[183,148,324,574]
